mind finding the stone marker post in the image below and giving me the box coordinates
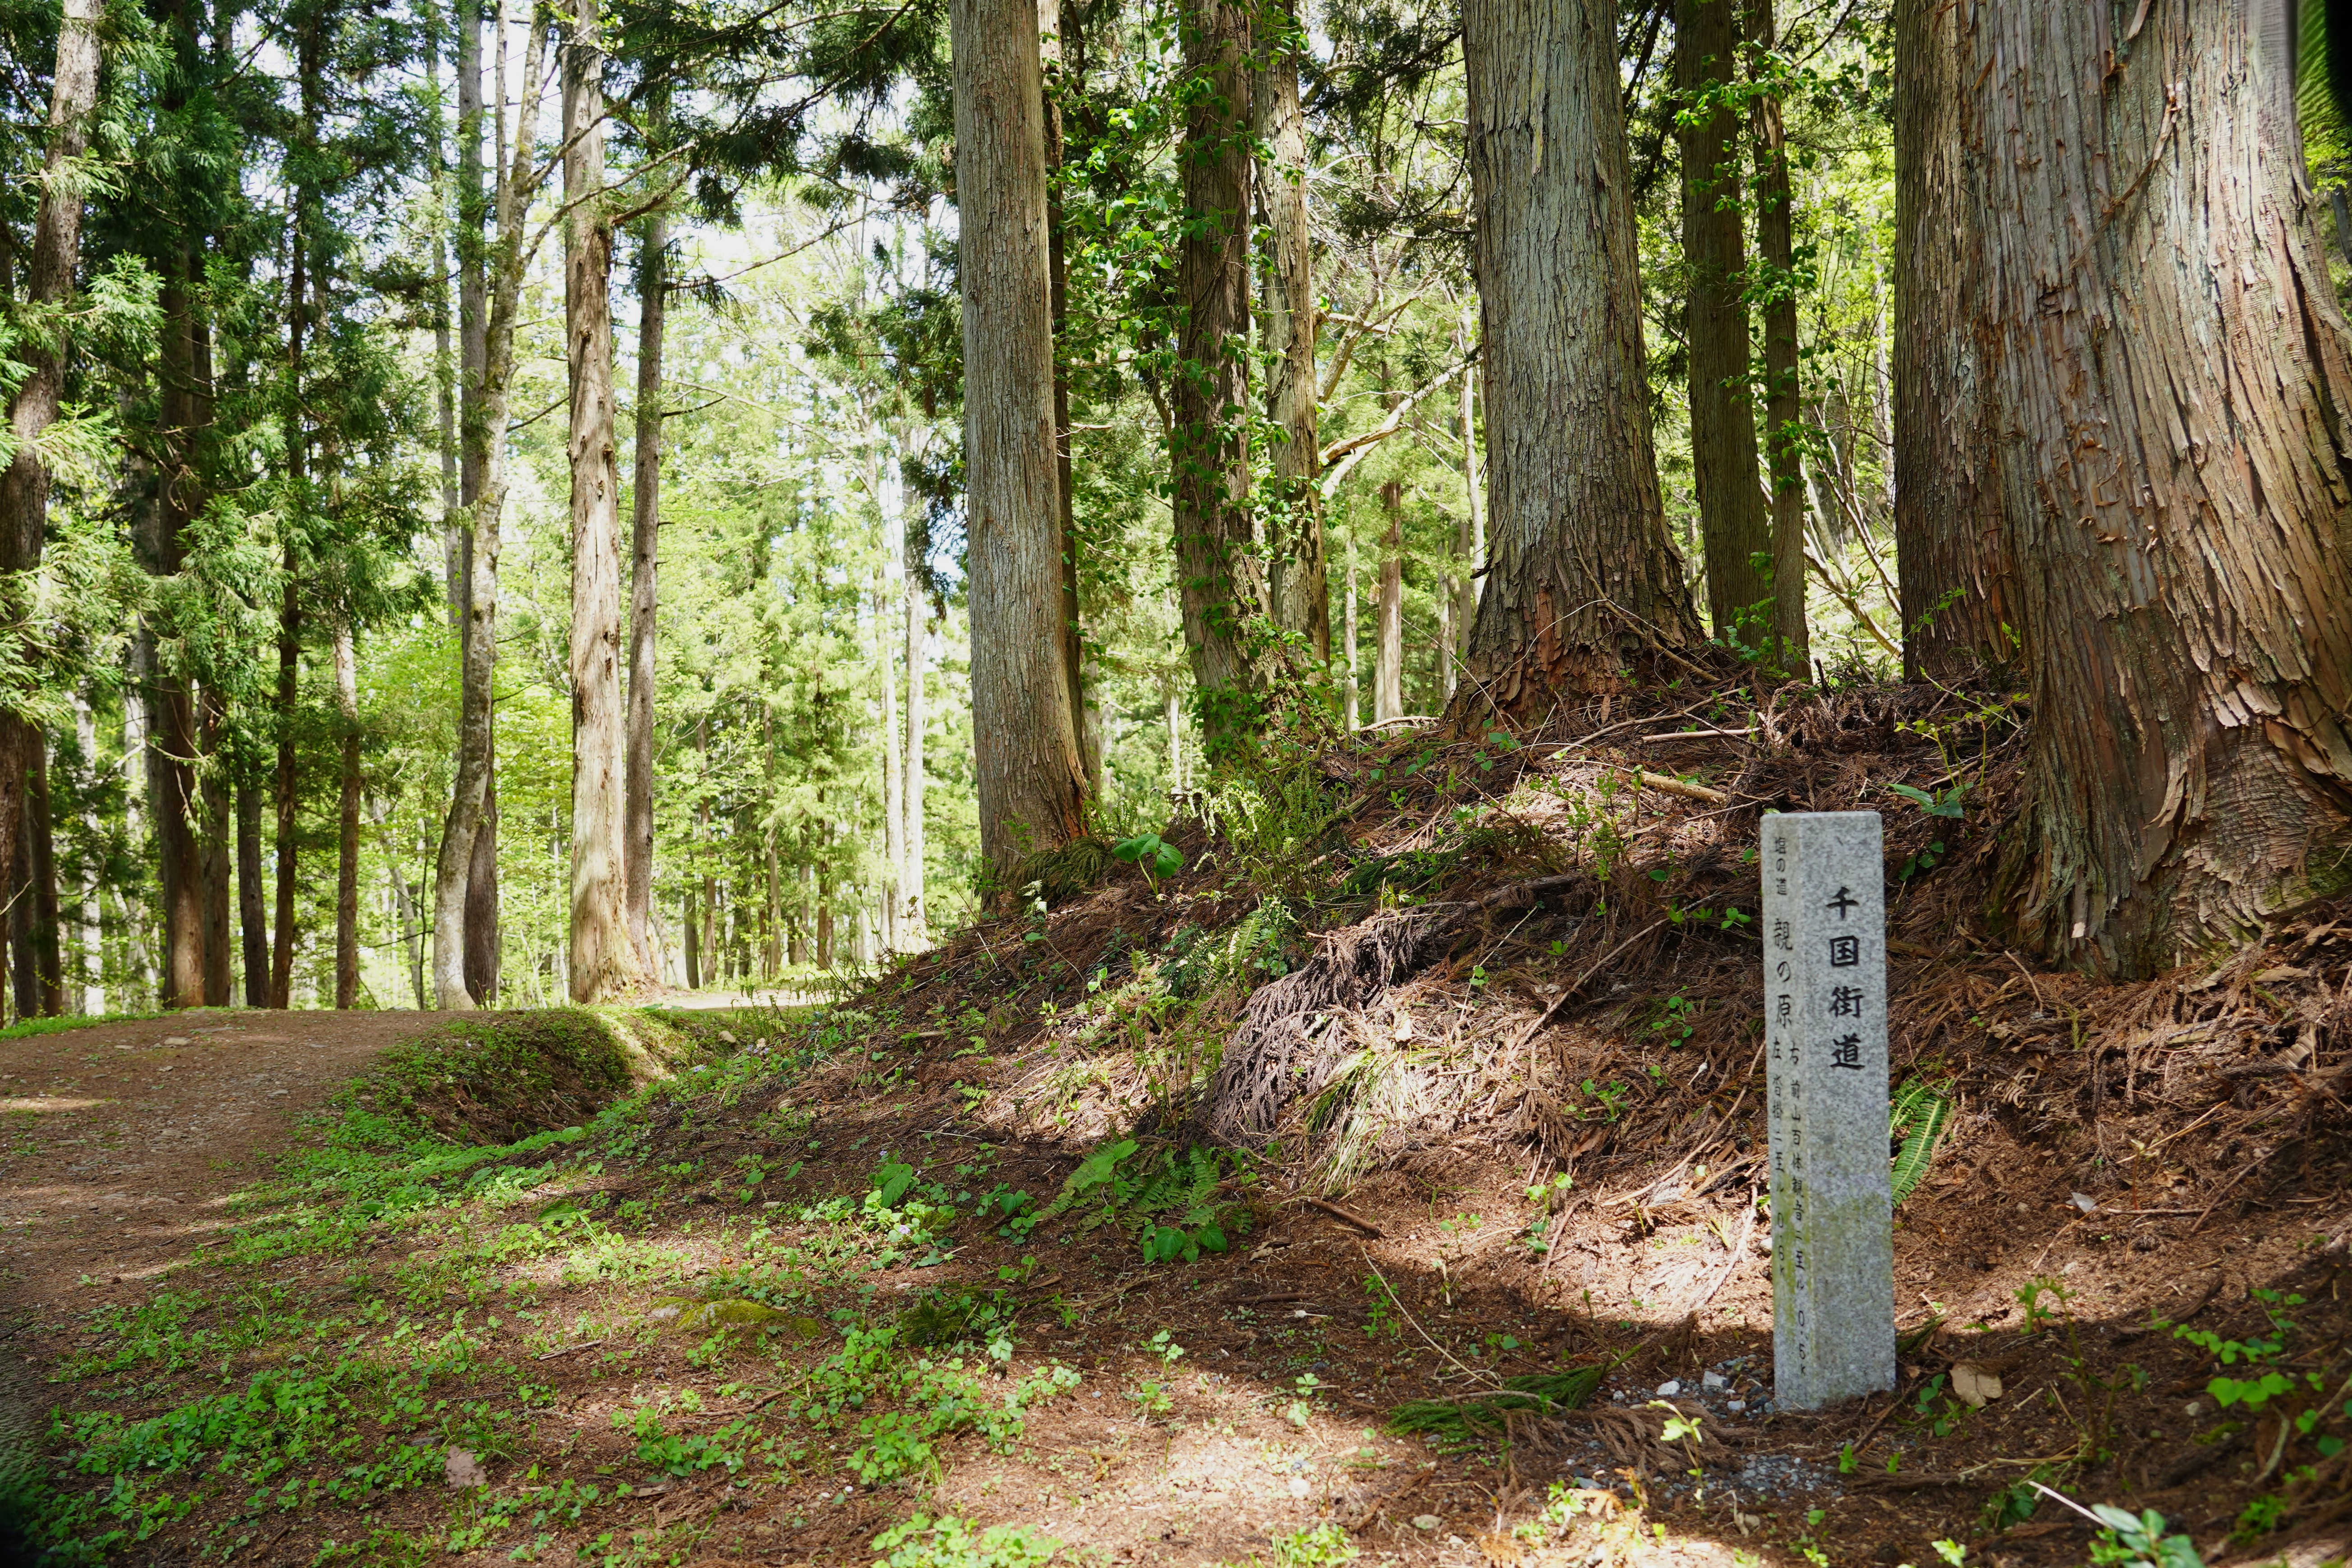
[1761,811,1895,1409]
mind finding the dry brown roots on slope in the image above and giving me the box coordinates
[852,677,2347,1229]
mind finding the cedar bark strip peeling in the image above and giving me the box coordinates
[953,0,1088,879]
[1458,0,1703,716]
[1966,1,2352,974]
[563,0,646,1001]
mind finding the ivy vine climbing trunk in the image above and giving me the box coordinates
[1677,0,1769,645]
[1173,0,1271,756]
[951,0,1088,883]
[1255,1,1327,664]
[1966,0,2352,974]
[1456,0,1702,712]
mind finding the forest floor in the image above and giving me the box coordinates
[9,679,2352,1568]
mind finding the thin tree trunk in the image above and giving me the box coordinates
[1165,690,1184,791]
[369,801,426,1010]
[1255,2,1327,663]
[1375,480,1404,723]
[1890,0,2009,680]
[1454,309,1483,676]
[236,777,266,1005]
[625,202,666,966]
[199,685,230,1007]
[73,696,101,1013]
[1456,0,1701,714]
[432,16,461,622]
[764,842,781,976]
[10,813,32,1021]
[1343,524,1360,731]
[123,635,153,1004]
[267,555,299,1008]
[334,623,360,1007]
[1747,0,1807,672]
[1966,0,2352,974]
[271,23,317,1010]
[154,253,207,1011]
[1677,0,1770,644]
[1173,0,1268,754]
[902,564,928,944]
[434,3,541,1009]
[23,740,60,1016]
[458,0,500,1003]
[952,0,1089,882]
[0,0,101,922]
[1040,0,1093,794]
[878,567,903,953]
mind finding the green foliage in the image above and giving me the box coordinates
[1272,1522,1362,1565]
[1888,1077,1952,1206]
[2082,1503,2204,1568]
[1110,831,1185,883]
[870,1514,1062,1568]
[1032,1140,1254,1264]
[1383,1368,1604,1443]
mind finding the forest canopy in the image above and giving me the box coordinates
[1,0,2349,1015]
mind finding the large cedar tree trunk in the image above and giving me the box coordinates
[237,778,266,1004]
[1676,0,1769,644]
[0,0,101,926]
[625,209,665,966]
[1173,0,1271,755]
[434,11,542,1007]
[1456,0,1702,712]
[1748,0,1808,670]
[1890,0,2009,679]
[1966,2,2352,973]
[22,743,61,1015]
[951,0,1088,880]
[1255,5,1327,663]
[562,0,644,1001]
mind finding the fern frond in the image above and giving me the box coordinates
[1889,1082,1952,1207]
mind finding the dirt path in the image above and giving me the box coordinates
[0,1010,458,1326]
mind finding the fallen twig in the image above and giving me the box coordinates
[535,1338,608,1361]
[1634,770,1732,806]
[1510,920,1672,1053]
[1297,1195,1385,1237]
